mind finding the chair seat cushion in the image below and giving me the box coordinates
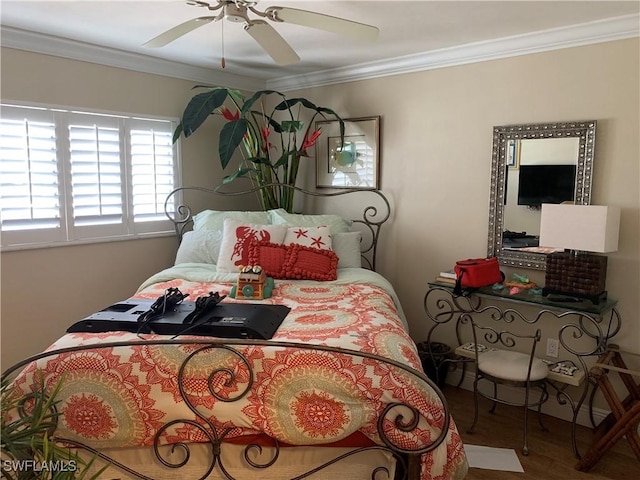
[478,350,549,382]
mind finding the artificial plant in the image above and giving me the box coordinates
[1,373,106,480]
[173,87,344,212]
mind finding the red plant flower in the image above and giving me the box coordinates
[261,126,271,142]
[302,128,322,150]
[220,106,239,121]
[261,126,274,152]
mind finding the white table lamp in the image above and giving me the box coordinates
[539,204,620,303]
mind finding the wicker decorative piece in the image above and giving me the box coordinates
[543,251,607,303]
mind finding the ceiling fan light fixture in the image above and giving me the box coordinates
[224,3,249,23]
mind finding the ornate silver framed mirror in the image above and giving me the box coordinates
[487,120,597,270]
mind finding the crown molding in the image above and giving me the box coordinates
[0,26,264,92]
[2,14,638,93]
[267,14,640,91]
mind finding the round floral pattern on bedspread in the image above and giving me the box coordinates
[131,343,260,409]
[59,371,132,443]
[277,283,352,303]
[276,308,361,340]
[243,349,377,444]
[18,348,165,447]
[356,330,422,370]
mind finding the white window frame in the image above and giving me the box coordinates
[0,103,182,251]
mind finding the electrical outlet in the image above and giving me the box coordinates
[546,338,559,358]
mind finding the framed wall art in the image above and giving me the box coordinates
[315,116,380,189]
[506,139,521,169]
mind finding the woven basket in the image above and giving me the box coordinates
[544,252,607,298]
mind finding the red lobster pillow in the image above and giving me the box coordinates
[217,219,287,273]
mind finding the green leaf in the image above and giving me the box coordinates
[273,151,292,169]
[281,120,303,133]
[274,97,317,111]
[172,122,183,144]
[241,90,286,116]
[181,88,229,137]
[219,118,249,169]
[249,156,271,166]
[246,110,282,134]
[338,118,345,139]
[227,88,245,106]
[222,167,255,184]
[267,116,283,134]
[316,106,340,118]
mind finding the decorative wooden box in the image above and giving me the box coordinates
[543,251,607,303]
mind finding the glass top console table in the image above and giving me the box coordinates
[424,282,622,458]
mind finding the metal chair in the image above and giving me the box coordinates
[466,316,550,455]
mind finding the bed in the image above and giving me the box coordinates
[2,185,468,480]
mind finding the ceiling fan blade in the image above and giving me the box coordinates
[266,7,379,41]
[143,16,219,47]
[244,20,300,66]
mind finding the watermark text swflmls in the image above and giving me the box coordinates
[2,459,78,473]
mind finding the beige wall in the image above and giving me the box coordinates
[287,39,639,361]
[1,39,639,378]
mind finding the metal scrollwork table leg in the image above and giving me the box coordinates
[423,285,622,459]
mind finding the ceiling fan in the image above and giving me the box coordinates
[144,0,379,66]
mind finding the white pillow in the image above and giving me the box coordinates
[268,209,352,235]
[193,210,271,232]
[175,230,222,265]
[283,225,332,251]
[332,231,363,268]
[217,219,288,272]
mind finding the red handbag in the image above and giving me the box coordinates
[454,257,504,294]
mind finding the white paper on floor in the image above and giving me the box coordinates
[464,444,524,472]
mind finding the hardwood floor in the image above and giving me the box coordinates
[443,385,638,479]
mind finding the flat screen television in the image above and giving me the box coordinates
[517,164,576,207]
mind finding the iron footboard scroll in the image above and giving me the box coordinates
[2,338,450,480]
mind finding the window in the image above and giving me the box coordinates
[0,104,180,250]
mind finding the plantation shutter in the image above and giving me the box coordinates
[68,115,124,230]
[0,107,63,241]
[1,104,179,249]
[129,119,176,226]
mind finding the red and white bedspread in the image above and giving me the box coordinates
[11,265,468,479]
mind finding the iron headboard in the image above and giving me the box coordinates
[164,184,391,271]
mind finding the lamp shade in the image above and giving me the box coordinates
[539,204,620,253]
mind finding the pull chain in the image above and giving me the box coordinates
[221,20,226,68]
